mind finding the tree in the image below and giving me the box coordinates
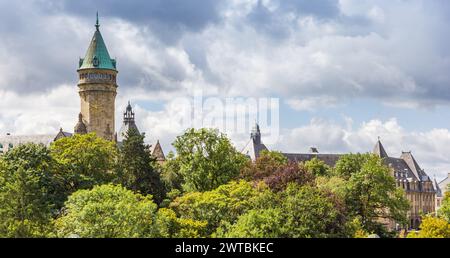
[50,133,118,191]
[160,151,184,192]
[407,216,450,238]
[155,208,207,238]
[216,208,285,238]
[316,176,347,200]
[342,154,409,235]
[0,144,57,237]
[263,162,315,192]
[169,180,265,236]
[54,184,158,238]
[439,191,450,222]
[240,150,288,181]
[117,128,165,203]
[304,158,331,177]
[217,184,347,238]
[279,184,346,238]
[334,153,370,180]
[172,128,247,192]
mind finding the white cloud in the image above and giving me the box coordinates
[287,96,339,111]
[0,85,78,135]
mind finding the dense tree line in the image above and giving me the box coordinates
[1,128,448,238]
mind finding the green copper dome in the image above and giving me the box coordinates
[78,14,117,71]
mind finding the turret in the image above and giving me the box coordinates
[251,122,262,145]
[77,13,117,141]
[74,113,87,135]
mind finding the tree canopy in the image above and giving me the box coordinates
[54,184,158,238]
[0,130,414,238]
[171,128,247,192]
[117,128,165,203]
[407,216,450,238]
[50,133,117,191]
[0,144,56,237]
[337,154,410,235]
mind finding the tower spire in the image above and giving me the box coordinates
[95,12,100,30]
[251,121,261,144]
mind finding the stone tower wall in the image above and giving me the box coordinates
[78,68,118,141]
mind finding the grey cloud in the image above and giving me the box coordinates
[2,0,450,108]
[275,0,340,18]
[246,0,340,39]
[49,0,226,44]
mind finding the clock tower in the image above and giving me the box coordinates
[76,13,117,141]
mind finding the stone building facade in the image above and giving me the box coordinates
[372,141,435,228]
[436,173,450,211]
[243,123,437,229]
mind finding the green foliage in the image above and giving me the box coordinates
[334,153,370,180]
[217,184,347,238]
[304,158,331,177]
[54,184,158,238]
[341,154,409,235]
[240,150,288,181]
[0,144,56,237]
[155,208,207,238]
[169,180,265,236]
[0,129,417,238]
[216,208,285,238]
[50,133,118,191]
[316,176,347,200]
[344,217,370,238]
[407,216,450,238]
[172,128,248,192]
[279,184,346,238]
[117,128,165,203]
[161,152,184,192]
[439,192,450,222]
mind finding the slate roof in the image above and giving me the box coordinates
[283,153,342,167]
[117,102,140,142]
[439,173,450,194]
[0,134,56,152]
[434,179,443,198]
[55,128,73,141]
[150,140,166,162]
[400,152,430,181]
[384,157,416,180]
[241,122,269,161]
[241,138,268,161]
[373,140,389,158]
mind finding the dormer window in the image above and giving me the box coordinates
[93,56,99,67]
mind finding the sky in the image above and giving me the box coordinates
[1,0,450,180]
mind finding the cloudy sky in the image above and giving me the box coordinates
[1,0,450,180]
